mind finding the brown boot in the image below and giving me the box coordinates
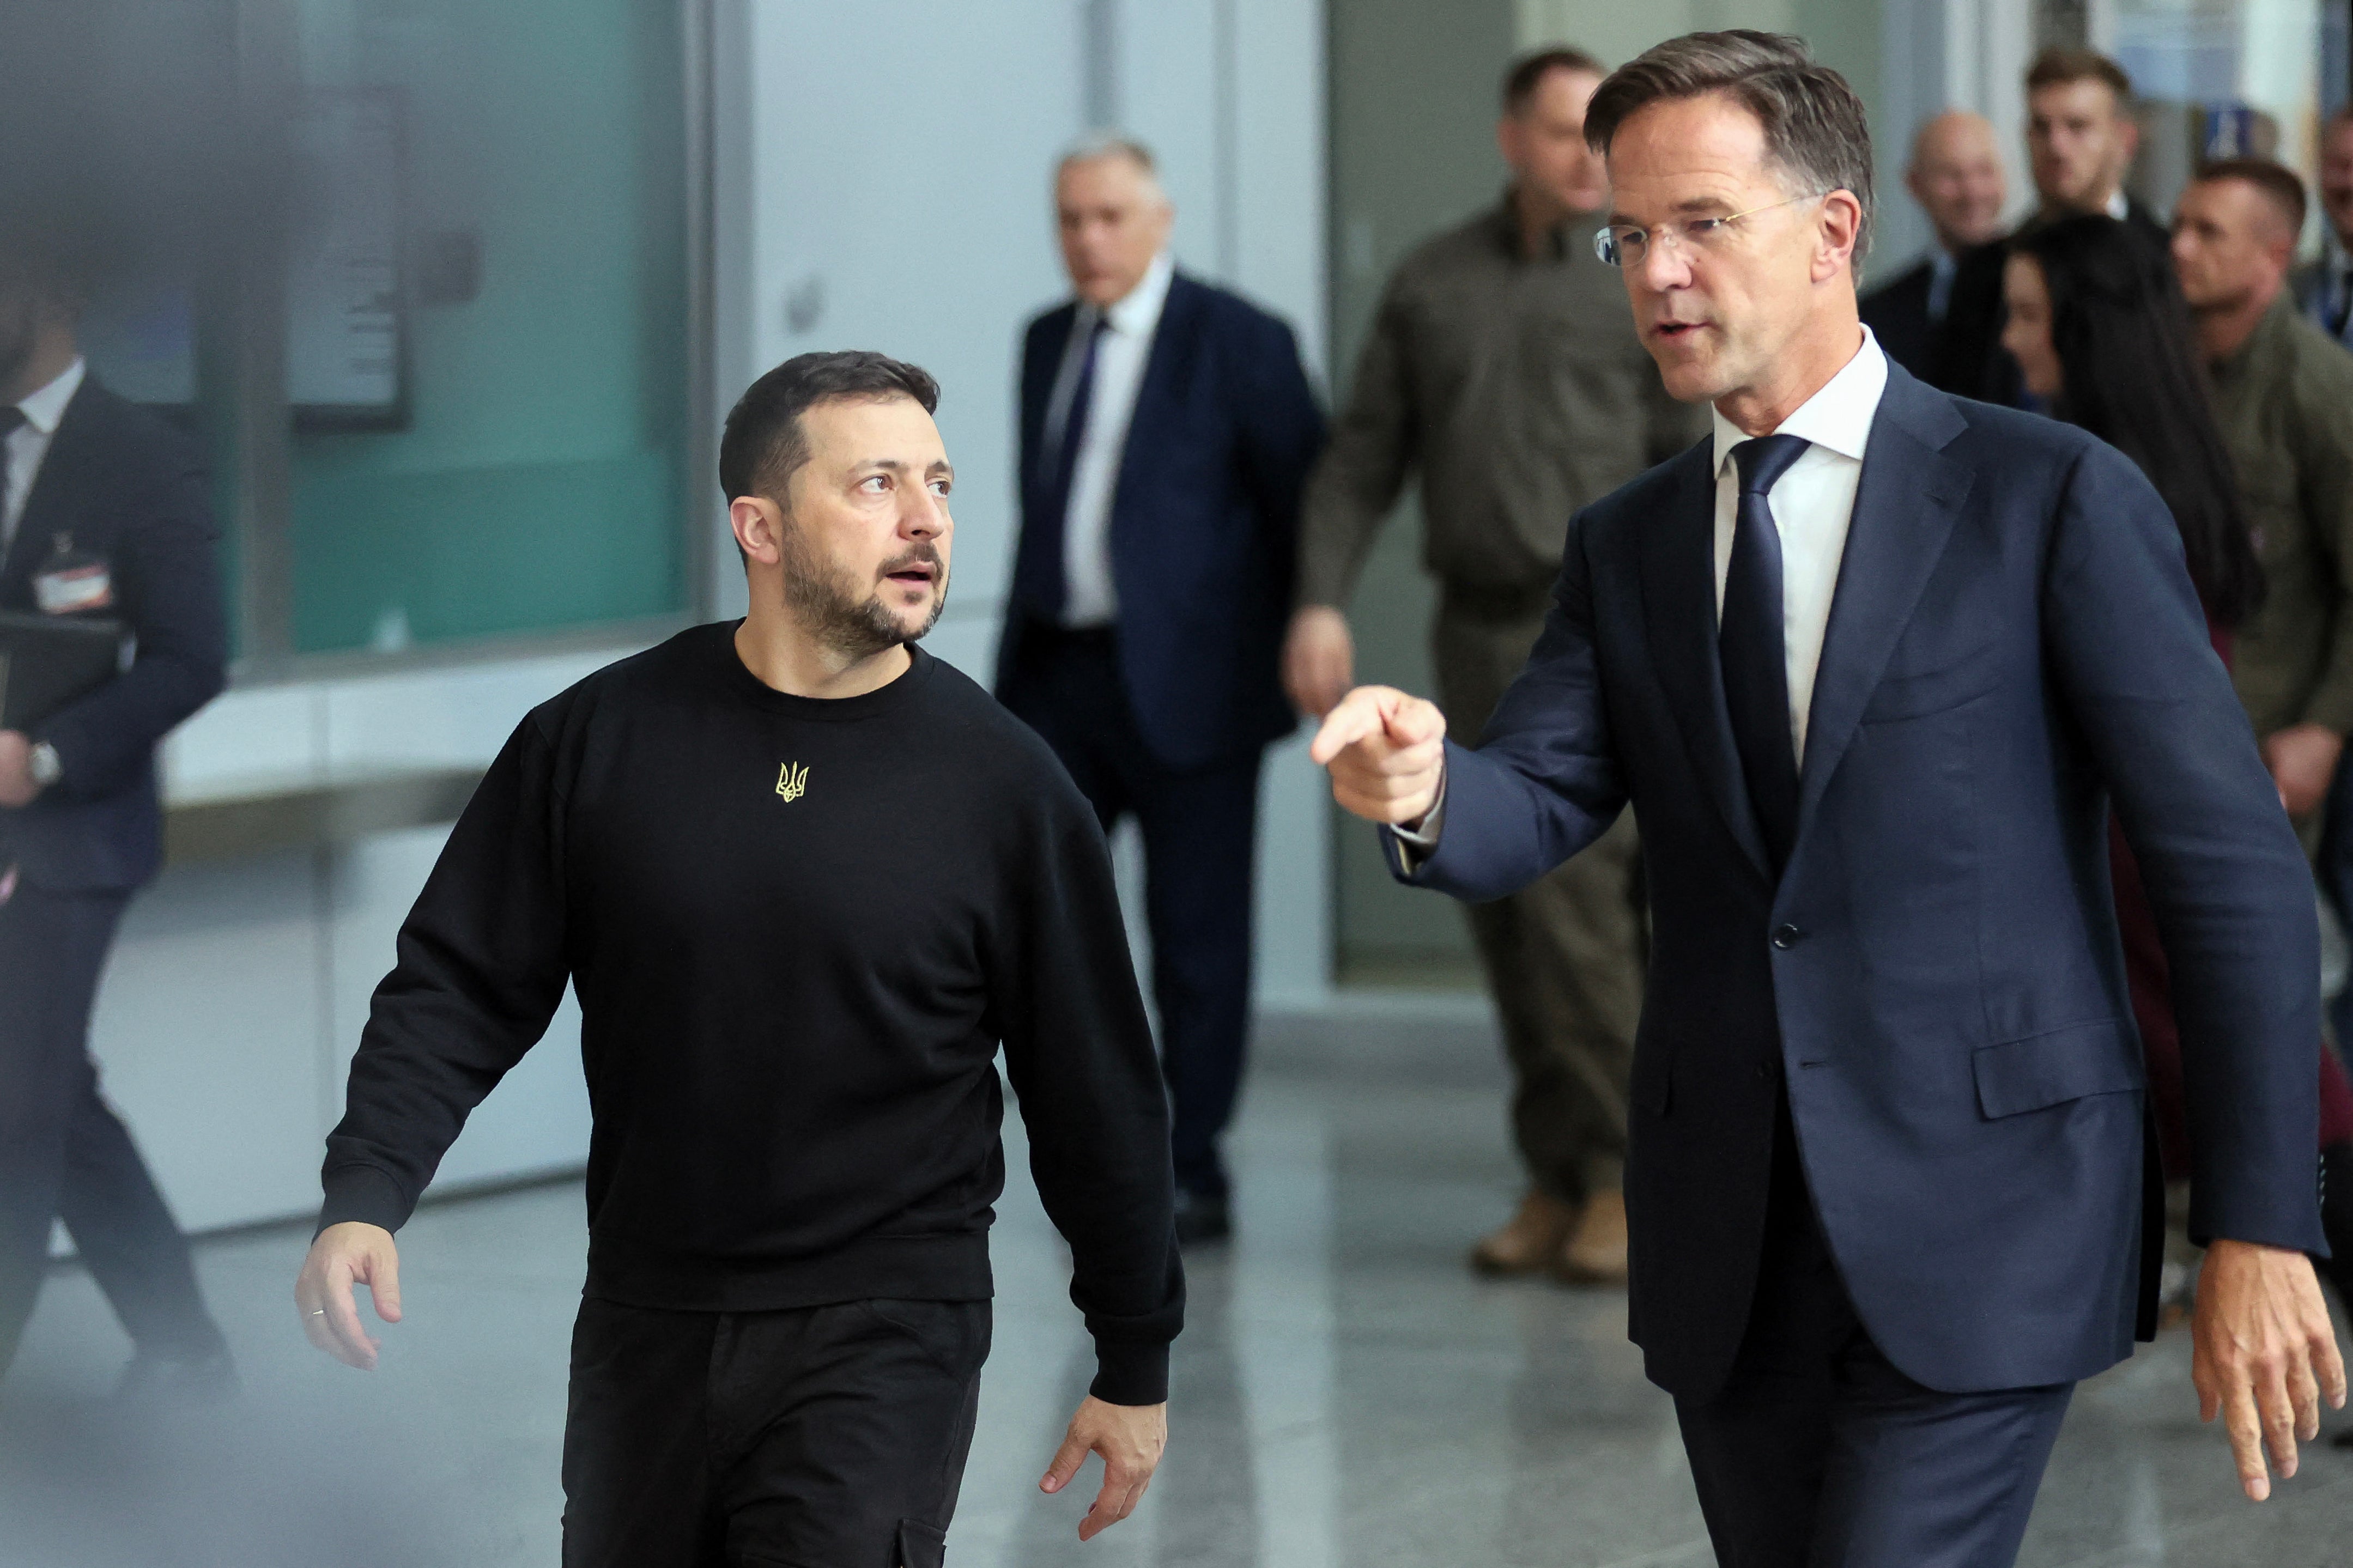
[1469,1190,1580,1276]
[1556,1188,1629,1285]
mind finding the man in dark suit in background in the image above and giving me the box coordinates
[1315,32,2340,1565]
[2296,106,2353,350]
[0,237,232,1396]
[1860,110,2006,379]
[996,136,1323,1246]
[1934,48,2167,404]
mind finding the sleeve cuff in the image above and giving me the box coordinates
[1384,770,1447,872]
[1088,1337,1171,1407]
[317,1164,416,1238]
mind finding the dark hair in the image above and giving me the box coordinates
[1502,46,1606,114]
[719,351,940,504]
[2010,215,2264,628]
[2193,157,2308,236]
[1584,31,1877,265]
[2025,47,2133,103]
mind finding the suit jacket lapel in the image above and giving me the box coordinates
[1639,440,1772,880]
[1794,368,1973,833]
[1112,273,1200,521]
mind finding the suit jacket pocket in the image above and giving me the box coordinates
[1860,641,2000,724]
[1973,1018,2142,1119]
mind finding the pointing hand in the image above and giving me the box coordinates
[1309,685,1446,826]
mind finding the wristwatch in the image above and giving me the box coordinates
[26,742,61,790]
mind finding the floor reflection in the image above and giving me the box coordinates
[1,1000,2348,1566]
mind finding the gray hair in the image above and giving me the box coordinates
[1584,30,1877,266]
[1056,132,1168,204]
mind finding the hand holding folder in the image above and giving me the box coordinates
[0,611,128,731]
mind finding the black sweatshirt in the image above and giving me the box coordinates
[319,625,1184,1404]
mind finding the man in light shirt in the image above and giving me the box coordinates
[995,137,1323,1247]
[1313,31,2342,1566]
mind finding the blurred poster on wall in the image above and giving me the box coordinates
[288,89,405,428]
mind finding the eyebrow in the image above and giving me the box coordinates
[1605,195,1743,226]
[856,458,954,479]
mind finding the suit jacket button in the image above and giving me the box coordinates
[1771,924,1802,949]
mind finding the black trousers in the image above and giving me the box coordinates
[562,1296,988,1568]
[1672,1101,2075,1568]
[0,882,222,1378]
[1001,628,1262,1199]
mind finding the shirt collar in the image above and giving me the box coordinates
[14,356,85,437]
[2104,189,2130,221]
[1084,250,1175,338]
[1712,327,1890,478]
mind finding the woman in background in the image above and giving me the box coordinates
[2003,214,2353,1335]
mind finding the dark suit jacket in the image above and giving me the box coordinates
[1392,363,2324,1401]
[1858,256,1938,379]
[996,273,1323,771]
[0,377,227,892]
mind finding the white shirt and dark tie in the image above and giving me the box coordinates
[1400,329,1890,853]
[3,355,86,560]
[1041,250,1174,628]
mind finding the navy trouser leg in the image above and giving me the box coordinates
[1675,1103,2072,1568]
[0,885,220,1377]
[999,625,1263,1198]
[1132,747,1260,1200]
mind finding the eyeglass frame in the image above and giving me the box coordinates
[1591,192,1823,270]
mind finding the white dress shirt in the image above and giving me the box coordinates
[1045,250,1174,627]
[1710,327,1889,761]
[4,355,86,557]
[1396,328,1889,853]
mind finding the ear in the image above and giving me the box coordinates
[2117,114,2141,161]
[1496,117,1519,168]
[1814,190,1864,283]
[730,495,786,569]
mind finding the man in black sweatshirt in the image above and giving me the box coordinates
[293,351,1182,1565]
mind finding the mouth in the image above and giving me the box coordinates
[882,561,939,590]
[1650,319,1708,347]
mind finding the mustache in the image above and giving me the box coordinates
[879,543,945,579]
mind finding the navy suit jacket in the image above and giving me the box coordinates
[996,272,1323,770]
[0,378,227,892]
[1394,363,2324,1401]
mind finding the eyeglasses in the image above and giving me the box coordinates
[1593,194,1818,269]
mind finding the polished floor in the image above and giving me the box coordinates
[3,1000,2350,1566]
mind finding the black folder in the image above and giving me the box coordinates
[0,612,126,730]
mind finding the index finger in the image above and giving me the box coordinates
[1309,693,1386,766]
[1078,1461,1142,1542]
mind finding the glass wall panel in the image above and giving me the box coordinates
[284,0,690,655]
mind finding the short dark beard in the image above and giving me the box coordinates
[774,515,947,661]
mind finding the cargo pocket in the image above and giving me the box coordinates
[1972,1018,2142,1118]
[898,1518,948,1568]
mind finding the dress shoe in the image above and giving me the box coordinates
[1556,1188,1629,1285]
[1174,1188,1232,1248]
[111,1347,239,1408]
[1469,1190,1579,1277]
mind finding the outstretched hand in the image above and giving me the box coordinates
[1309,685,1447,826]
[295,1221,404,1370]
[2192,1239,2347,1500]
[1040,1395,1167,1540]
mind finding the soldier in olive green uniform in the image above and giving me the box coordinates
[2175,164,2353,844]
[1285,48,1705,1282]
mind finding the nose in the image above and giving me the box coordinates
[1636,231,1692,294]
[902,488,947,540]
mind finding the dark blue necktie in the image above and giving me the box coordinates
[2330,271,2352,341]
[1722,435,1811,873]
[1015,316,1111,621]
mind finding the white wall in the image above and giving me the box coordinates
[711,0,1332,1005]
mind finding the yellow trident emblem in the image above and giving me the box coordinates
[775,762,810,803]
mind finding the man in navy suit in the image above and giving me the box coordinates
[0,237,232,1396]
[996,136,1323,1245]
[1314,33,2343,1565]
